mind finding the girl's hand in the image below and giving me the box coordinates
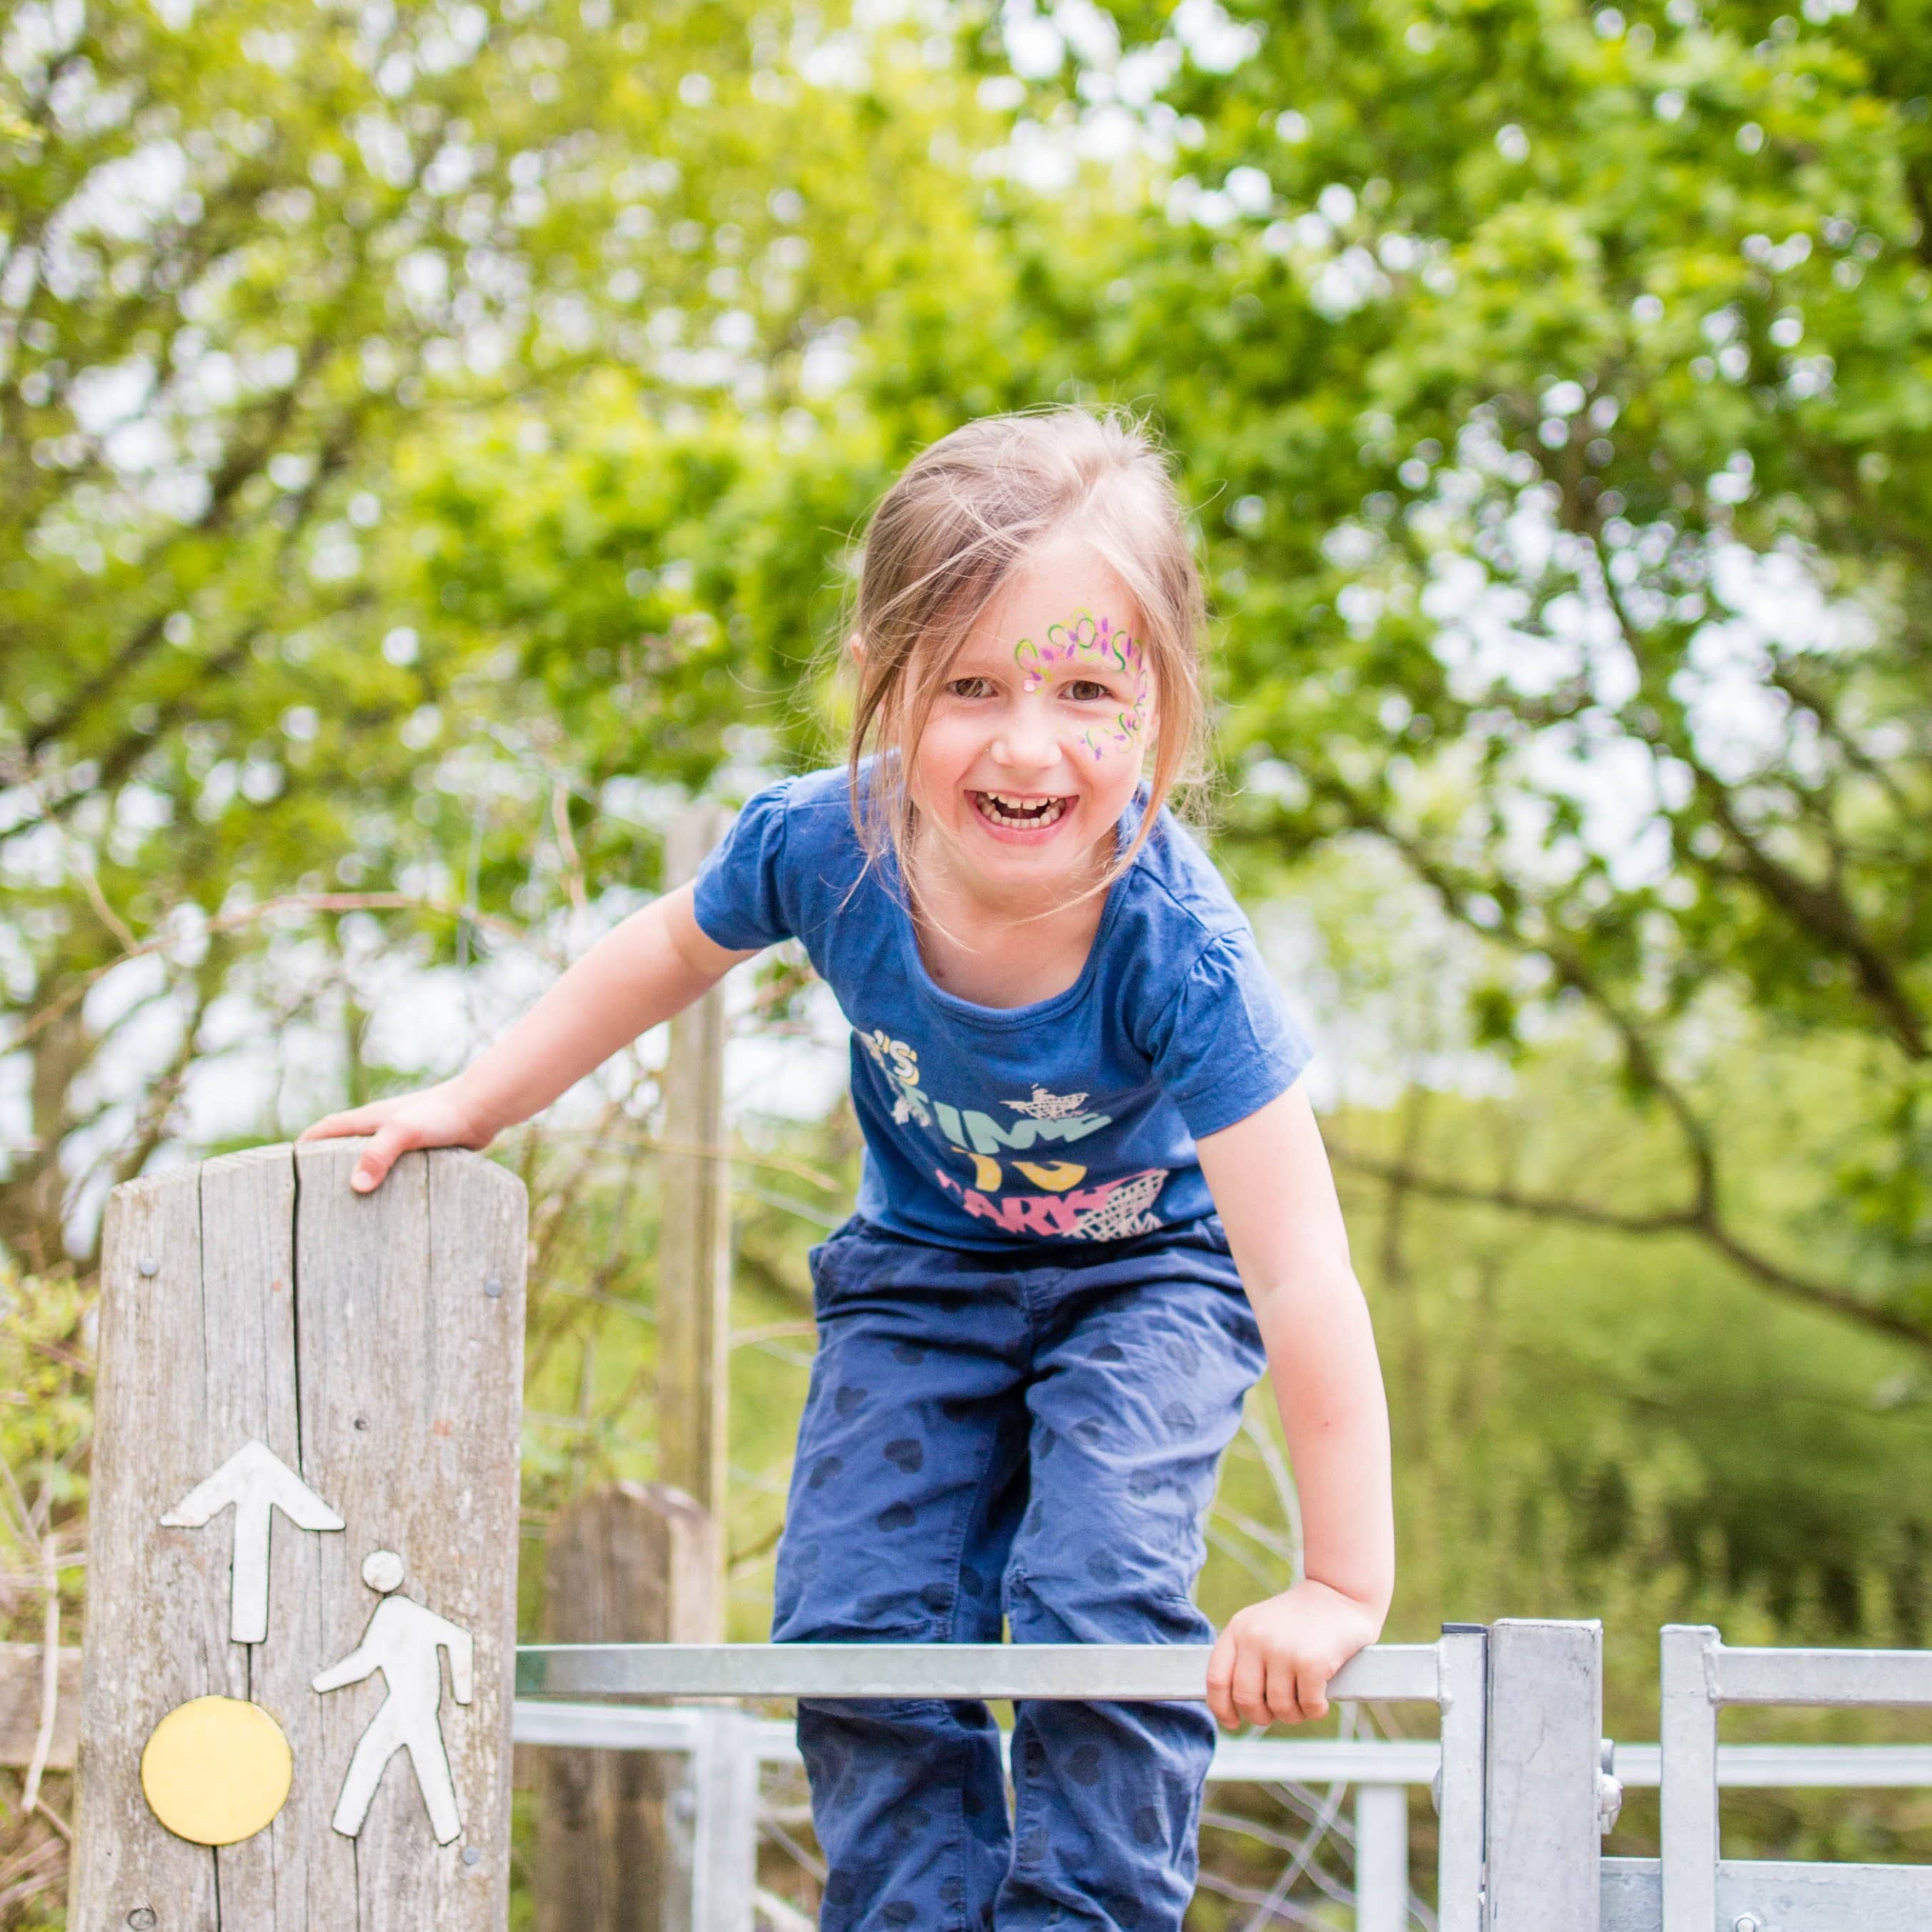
[296,1080,498,1193]
[1205,1579,1384,1729]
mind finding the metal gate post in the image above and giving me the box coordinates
[1657,1624,1718,1932]
[1483,1620,1605,1932]
[1435,1623,1488,1932]
[1354,1783,1409,1932]
[689,1706,760,1932]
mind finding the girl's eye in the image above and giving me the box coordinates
[946,675,995,699]
[1064,679,1112,702]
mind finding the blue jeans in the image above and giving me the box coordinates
[772,1212,1268,1932]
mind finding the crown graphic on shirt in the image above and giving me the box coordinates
[1003,1086,1091,1121]
[1067,1169,1166,1240]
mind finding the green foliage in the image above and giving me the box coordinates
[0,1265,89,1925]
[0,0,1008,1263]
[0,1268,91,1528]
[6,0,1932,1917]
[840,0,1932,1341]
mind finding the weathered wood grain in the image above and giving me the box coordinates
[535,1483,716,1932]
[0,1643,81,1770]
[298,1137,526,1928]
[71,1158,222,1929]
[69,1141,526,1932]
[656,803,734,1627]
[202,1143,312,1924]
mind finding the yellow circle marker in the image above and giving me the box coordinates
[139,1696,293,1846]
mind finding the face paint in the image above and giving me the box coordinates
[1009,609,1151,760]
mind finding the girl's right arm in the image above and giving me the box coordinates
[296,881,758,1193]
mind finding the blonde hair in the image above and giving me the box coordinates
[841,403,1211,914]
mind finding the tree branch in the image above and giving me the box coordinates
[1308,769,1723,1215]
[1328,1141,1932,1356]
[1587,533,1928,1061]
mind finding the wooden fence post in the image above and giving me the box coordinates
[69,1140,526,1932]
[656,803,734,1630]
[535,1483,718,1932]
[0,1643,81,1775]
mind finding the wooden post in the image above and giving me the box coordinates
[69,1140,526,1932]
[656,804,734,1626]
[0,1643,80,1771]
[535,1483,717,1932]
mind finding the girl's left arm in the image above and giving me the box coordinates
[1194,1081,1395,1729]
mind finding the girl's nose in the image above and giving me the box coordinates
[991,696,1060,772]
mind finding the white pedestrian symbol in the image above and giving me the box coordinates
[161,1439,344,1644]
[311,1549,474,1845]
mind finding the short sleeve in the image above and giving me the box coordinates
[1144,929,1313,1139]
[690,779,797,950]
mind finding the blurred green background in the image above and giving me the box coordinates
[4,0,1931,1922]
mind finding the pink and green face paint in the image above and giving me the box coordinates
[1011,609,1152,762]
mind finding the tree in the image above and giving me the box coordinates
[0,0,1005,1268]
[847,0,1932,1346]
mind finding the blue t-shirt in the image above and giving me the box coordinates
[691,764,1312,1251]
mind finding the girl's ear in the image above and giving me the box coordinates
[846,630,865,667]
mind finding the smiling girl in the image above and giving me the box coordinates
[300,406,1394,1932]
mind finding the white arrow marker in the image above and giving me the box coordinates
[162,1439,345,1644]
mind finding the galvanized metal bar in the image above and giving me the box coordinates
[511,1703,1448,1781]
[1435,1623,1488,1932]
[1483,1619,1603,1932]
[514,1703,714,1755]
[509,1701,1932,1790]
[1597,1857,1655,1932]
[1714,1856,1932,1927]
[661,1747,699,1931]
[1606,1857,1932,1932]
[690,1708,759,1932]
[1707,1642,1932,1708]
[1353,1783,1410,1932]
[514,1639,1445,1703]
[1209,1736,1441,1783]
[1658,1624,1720,1932]
[1607,1741,1932,1788]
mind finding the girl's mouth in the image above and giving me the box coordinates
[971,790,1068,831]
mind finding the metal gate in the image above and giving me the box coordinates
[515,1619,1932,1931]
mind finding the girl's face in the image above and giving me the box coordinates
[904,534,1155,898]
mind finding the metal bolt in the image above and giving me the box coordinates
[128,1910,158,1929]
[1596,1737,1623,1834]
[1733,1917,1763,1932]
[354,1416,369,1431]
[138,1258,159,1278]
[1596,1769,1624,1835]
[461,1846,481,1867]
[484,1276,504,1298]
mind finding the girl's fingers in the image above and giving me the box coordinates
[298,1108,378,1143]
[351,1123,414,1192]
[1265,1651,1307,1728]
[1205,1629,1238,1728]
[1230,1642,1271,1729]
[1291,1658,1330,1725]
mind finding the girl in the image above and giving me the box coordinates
[301,405,1393,1931]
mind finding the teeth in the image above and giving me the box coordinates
[976,792,1066,829]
